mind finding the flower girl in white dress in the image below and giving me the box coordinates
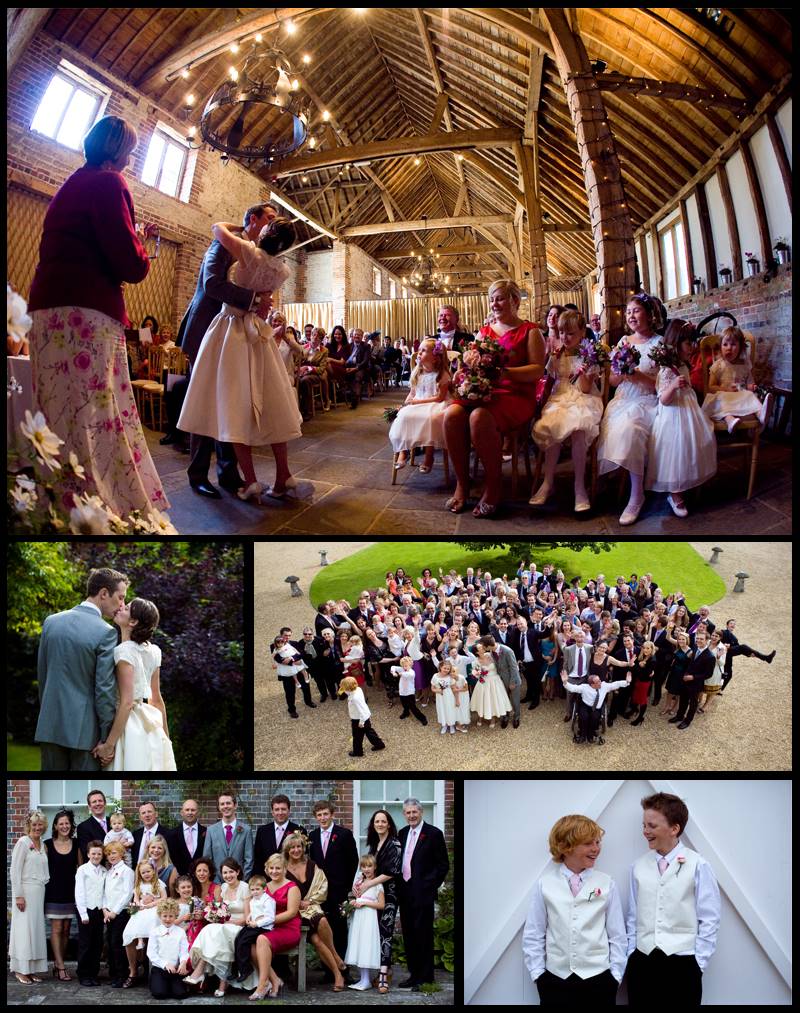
[389,337,451,473]
[103,599,176,772]
[431,659,458,735]
[345,854,385,991]
[701,326,772,432]
[177,217,303,501]
[122,860,166,957]
[530,309,604,512]
[646,319,716,517]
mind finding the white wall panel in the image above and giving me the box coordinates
[750,124,792,249]
[704,174,732,273]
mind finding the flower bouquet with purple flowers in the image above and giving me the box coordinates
[452,334,508,405]
[570,337,611,384]
[647,341,683,375]
[203,900,230,923]
[610,342,641,376]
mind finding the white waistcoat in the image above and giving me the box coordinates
[634,847,700,955]
[541,863,613,979]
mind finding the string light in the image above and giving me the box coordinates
[285,19,297,35]
[180,68,190,79]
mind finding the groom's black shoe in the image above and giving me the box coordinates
[190,481,222,499]
[219,478,245,495]
[159,431,180,445]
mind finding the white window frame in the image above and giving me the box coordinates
[30,779,122,840]
[372,266,382,297]
[658,214,690,300]
[352,779,445,853]
[142,120,194,201]
[30,59,111,150]
[389,278,398,300]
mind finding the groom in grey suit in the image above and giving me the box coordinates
[203,792,254,882]
[481,634,522,729]
[35,567,129,771]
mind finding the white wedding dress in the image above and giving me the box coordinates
[190,880,250,982]
[110,641,177,771]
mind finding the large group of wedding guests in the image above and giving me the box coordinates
[8,789,449,1000]
[272,558,776,751]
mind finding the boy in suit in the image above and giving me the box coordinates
[626,792,720,1005]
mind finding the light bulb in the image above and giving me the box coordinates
[285,19,296,35]
[413,157,421,166]
[302,175,308,182]
[255,33,263,42]
[181,68,190,79]
[322,110,331,121]
[186,94,195,106]
[302,53,311,64]
[230,43,239,54]
[229,67,238,81]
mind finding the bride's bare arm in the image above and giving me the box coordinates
[211,222,251,261]
[102,662,135,754]
[149,668,169,739]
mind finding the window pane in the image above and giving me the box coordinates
[410,779,435,802]
[661,230,676,301]
[31,75,73,137]
[360,780,384,802]
[65,780,88,804]
[40,781,65,804]
[674,222,689,295]
[142,134,165,187]
[159,141,185,197]
[56,89,98,150]
[385,779,409,802]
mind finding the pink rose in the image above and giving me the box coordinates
[68,311,83,328]
[48,313,63,330]
[133,448,142,463]
[73,350,92,371]
[79,325,94,342]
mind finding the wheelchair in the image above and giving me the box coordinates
[570,693,608,745]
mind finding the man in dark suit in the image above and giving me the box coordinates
[308,800,359,976]
[397,799,449,990]
[314,602,341,638]
[607,632,637,725]
[292,627,327,701]
[176,202,275,498]
[132,801,172,866]
[436,304,472,355]
[77,788,111,861]
[253,794,305,876]
[490,616,519,653]
[670,629,716,729]
[515,615,544,709]
[720,618,775,691]
[650,616,675,706]
[469,597,490,635]
[166,798,207,876]
[343,328,372,407]
[347,596,375,625]
[686,605,715,641]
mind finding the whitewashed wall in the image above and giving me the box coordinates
[465,779,791,1006]
[750,121,792,245]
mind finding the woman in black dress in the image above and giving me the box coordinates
[628,641,657,726]
[44,808,82,981]
[588,641,630,682]
[364,809,402,995]
[662,627,693,717]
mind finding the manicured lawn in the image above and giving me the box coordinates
[7,742,41,771]
[310,542,726,608]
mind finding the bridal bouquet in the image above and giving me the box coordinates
[382,407,400,424]
[452,334,508,404]
[610,342,641,376]
[647,341,684,375]
[203,900,230,923]
[570,337,611,384]
[340,898,357,919]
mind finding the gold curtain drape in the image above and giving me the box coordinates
[347,295,492,339]
[282,302,334,334]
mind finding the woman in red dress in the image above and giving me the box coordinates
[443,279,545,518]
[186,858,221,952]
[250,853,301,1000]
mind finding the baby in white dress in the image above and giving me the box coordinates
[103,812,134,866]
[701,326,771,432]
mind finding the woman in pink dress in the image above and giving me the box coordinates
[443,279,545,518]
[250,853,301,1000]
[186,858,221,953]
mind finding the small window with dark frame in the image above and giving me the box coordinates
[30,60,110,151]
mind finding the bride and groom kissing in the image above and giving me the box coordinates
[35,567,176,772]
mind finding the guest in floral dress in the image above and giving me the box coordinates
[27,115,170,525]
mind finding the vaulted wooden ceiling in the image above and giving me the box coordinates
[40,7,792,292]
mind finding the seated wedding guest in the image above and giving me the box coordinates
[27,115,169,520]
[561,671,632,745]
[523,814,626,1005]
[325,325,351,384]
[298,327,331,411]
[102,841,135,988]
[543,304,565,356]
[344,328,372,408]
[147,898,190,1001]
[626,792,720,1006]
[231,874,276,985]
[248,854,302,1000]
[186,857,250,996]
[389,337,450,473]
[436,304,472,353]
[185,857,221,951]
[339,675,386,757]
[75,841,106,987]
[10,810,50,985]
[283,832,347,991]
[45,808,82,982]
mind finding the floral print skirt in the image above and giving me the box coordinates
[29,307,170,519]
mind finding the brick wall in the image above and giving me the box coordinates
[7,31,270,329]
[665,263,792,387]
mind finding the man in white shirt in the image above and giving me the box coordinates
[626,792,720,1005]
[561,628,593,721]
[147,898,189,999]
[203,792,254,882]
[102,841,135,987]
[133,801,169,865]
[253,795,305,877]
[562,671,631,744]
[76,841,107,986]
[166,798,207,876]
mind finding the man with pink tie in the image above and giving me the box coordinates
[396,799,449,991]
[202,792,253,883]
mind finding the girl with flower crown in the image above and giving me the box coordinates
[523,815,626,1006]
[389,336,451,473]
[596,294,663,525]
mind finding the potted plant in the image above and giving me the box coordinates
[718,264,733,284]
[691,276,704,294]
[744,251,760,276]
[773,237,790,265]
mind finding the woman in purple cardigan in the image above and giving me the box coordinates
[28,115,170,524]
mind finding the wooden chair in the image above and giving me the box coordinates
[132,344,171,430]
[699,330,761,499]
[300,372,326,417]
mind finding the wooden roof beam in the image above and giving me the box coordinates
[373,243,497,259]
[340,214,515,238]
[269,128,520,178]
[463,8,554,56]
[596,72,750,114]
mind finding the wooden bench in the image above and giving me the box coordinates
[283,923,309,993]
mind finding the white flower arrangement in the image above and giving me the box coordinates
[7,284,32,343]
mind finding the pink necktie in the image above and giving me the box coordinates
[225,825,233,846]
[658,857,668,876]
[276,827,284,849]
[322,830,330,857]
[402,829,417,881]
[185,826,195,856]
[569,873,581,897]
